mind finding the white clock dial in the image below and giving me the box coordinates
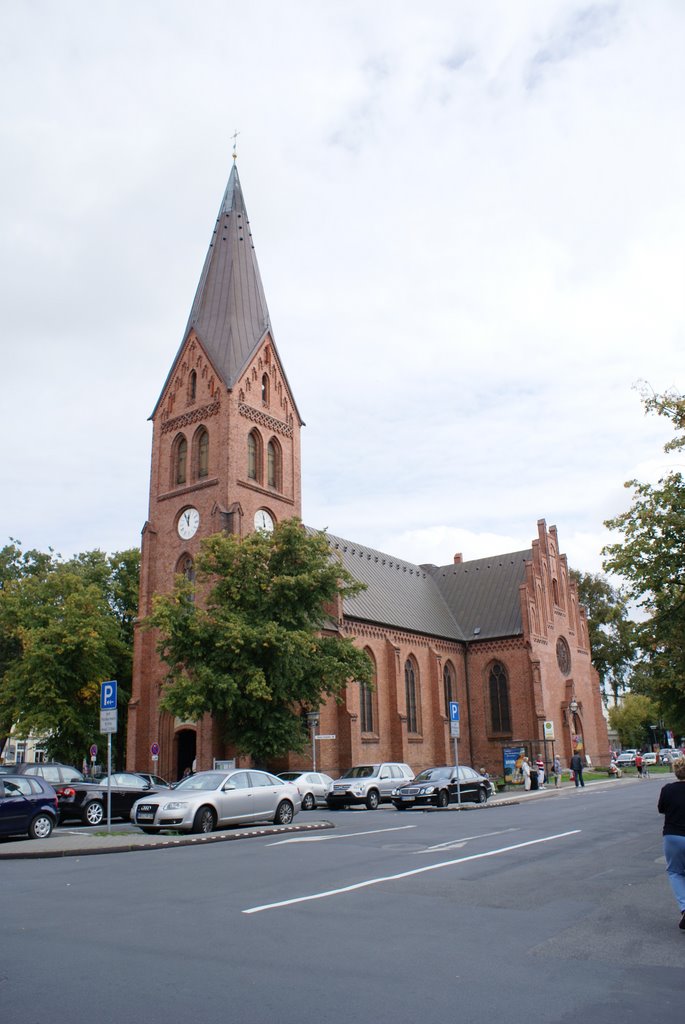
[177,507,200,539]
[254,509,274,533]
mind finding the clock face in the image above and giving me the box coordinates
[254,509,274,534]
[178,507,200,540]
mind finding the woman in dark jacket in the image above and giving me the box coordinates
[657,755,685,930]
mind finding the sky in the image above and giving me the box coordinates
[1,0,683,577]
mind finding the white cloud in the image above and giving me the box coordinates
[0,0,683,577]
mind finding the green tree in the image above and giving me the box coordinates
[147,519,374,765]
[603,386,685,735]
[0,544,140,766]
[571,570,635,706]
[607,693,659,749]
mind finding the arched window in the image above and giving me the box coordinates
[489,661,511,734]
[261,373,270,406]
[405,658,420,734]
[174,436,188,486]
[552,578,560,605]
[247,430,262,482]
[443,661,455,717]
[197,428,209,479]
[267,438,282,490]
[188,370,197,402]
[360,648,377,734]
[175,555,195,604]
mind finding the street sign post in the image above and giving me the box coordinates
[100,681,118,832]
[449,701,462,806]
[151,742,160,765]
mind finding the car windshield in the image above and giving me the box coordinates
[278,773,301,781]
[341,766,377,779]
[174,772,225,791]
[412,767,451,782]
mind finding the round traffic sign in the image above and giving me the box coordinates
[90,744,98,758]
[151,742,160,757]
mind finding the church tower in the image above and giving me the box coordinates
[127,161,303,780]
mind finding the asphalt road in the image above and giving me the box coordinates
[1,780,681,1024]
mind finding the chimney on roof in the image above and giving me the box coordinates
[453,553,463,564]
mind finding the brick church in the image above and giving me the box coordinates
[127,161,610,783]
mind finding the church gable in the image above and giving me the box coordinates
[236,337,298,439]
[156,333,222,433]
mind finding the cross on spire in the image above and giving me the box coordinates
[231,129,240,162]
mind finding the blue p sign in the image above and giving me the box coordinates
[101,680,117,710]
[449,701,460,722]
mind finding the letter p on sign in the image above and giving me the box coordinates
[101,680,117,710]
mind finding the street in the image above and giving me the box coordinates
[1,779,681,1023]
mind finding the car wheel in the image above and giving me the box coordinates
[274,800,294,825]
[83,800,104,826]
[192,806,216,834]
[29,813,54,840]
[139,827,160,835]
[477,786,488,804]
[302,792,316,811]
[436,789,449,808]
[365,789,380,810]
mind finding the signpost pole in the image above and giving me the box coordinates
[449,702,461,807]
[100,681,118,835]
[107,732,112,833]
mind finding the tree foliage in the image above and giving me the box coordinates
[0,541,140,766]
[602,386,685,735]
[147,519,374,765]
[607,693,659,749]
[571,570,635,705]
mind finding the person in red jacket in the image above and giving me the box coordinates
[635,752,644,778]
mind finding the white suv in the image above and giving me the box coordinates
[326,763,414,810]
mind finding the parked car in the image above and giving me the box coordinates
[326,763,414,810]
[131,769,301,834]
[641,752,657,766]
[56,771,161,825]
[659,749,682,764]
[134,773,172,789]
[615,750,638,767]
[391,765,493,809]
[3,762,85,785]
[277,771,333,810]
[0,775,59,839]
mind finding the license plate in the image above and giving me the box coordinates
[401,795,413,801]
[137,812,154,821]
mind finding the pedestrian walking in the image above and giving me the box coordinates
[657,755,685,931]
[552,755,562,787]
[636,752,644,778]
[570,751,585,788]
[536,757,546,789]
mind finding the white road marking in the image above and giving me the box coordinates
[243,830,581,914]
[419,828,519,853]
[267,824,417,845]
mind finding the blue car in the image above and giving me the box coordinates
[0,775,59,839]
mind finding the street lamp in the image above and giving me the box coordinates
[306,711,320,772]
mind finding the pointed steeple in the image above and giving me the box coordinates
[183,163,272,388]
[152,163,274,416]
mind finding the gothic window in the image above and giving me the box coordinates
[552,578,560,605]
[247,430,263,482]
[197,428,209,479]
[188,370,197,403]
[261,373,270,406]
[267,438,282,490]
[360,648,377,734]
[405,658,420,734]
[489,661,511,734]
[443,661,455,717]
[175,555,196,604]
[174,435,188,486]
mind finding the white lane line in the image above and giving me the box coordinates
[419,828,519,853]
[267,825,417,845]
[243,830,581,914]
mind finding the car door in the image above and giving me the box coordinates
[248,771,283,820]
[215,771,253,824]
[110,773,150,818]
[0,779,28,833]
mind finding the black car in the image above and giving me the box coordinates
[0,775,59,839]
[4,762,85,785]
[391,765,493,809]
[57,771,161,826]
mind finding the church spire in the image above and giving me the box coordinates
[182,162,272,389]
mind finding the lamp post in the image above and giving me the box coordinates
[306,711,320,772]
[569,698,579,752]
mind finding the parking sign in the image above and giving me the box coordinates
[100,680,117,710]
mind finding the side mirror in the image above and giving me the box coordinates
[222,783,236,791]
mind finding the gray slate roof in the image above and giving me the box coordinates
[152,164,301,421]
[325,530,531,642]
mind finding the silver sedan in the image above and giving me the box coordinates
[130,769,301,834]
[277,771,333,809]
